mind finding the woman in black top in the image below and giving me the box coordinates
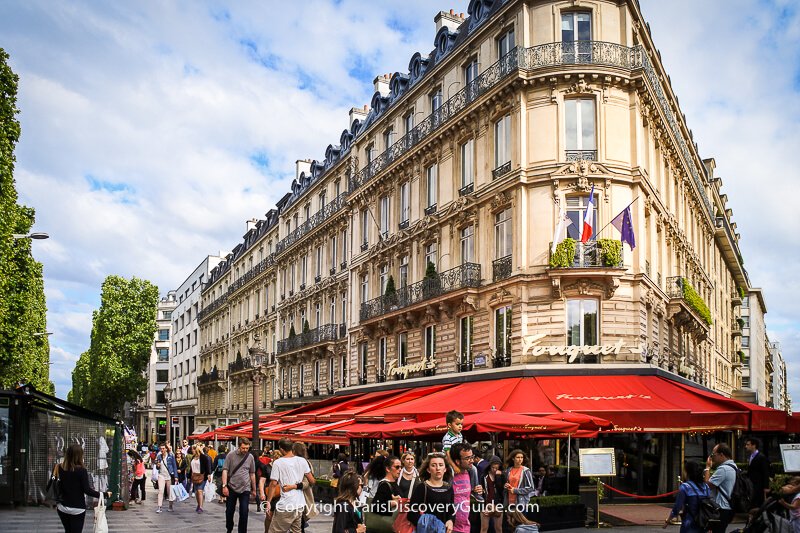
[407,453,455,531]
[55,443,112,533]
[332,471,366,533]
[175,449,188,489]
[371,455,401,516]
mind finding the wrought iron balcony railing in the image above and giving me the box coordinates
[492,255,512,282]
[198,368,226,385]
[565,150,597,162]
[275,194,347,256]
[228,357,252,374]
[458,182,474,196]
[424,204,437,216]
[228,254,276,296]
[197,292,228,322]
[277,323,346,354]
[492,161,511,179]
[360,262,481,322]
[665,276,686,300]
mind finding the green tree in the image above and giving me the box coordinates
[0,49,51,393]
[70,275,159,416]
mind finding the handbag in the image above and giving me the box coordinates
[393,497,415,533]
[93,494,108,533]
[191,472,205,484]
[330,477,339,489]
[364,481,399,533]
[45,465,62,505]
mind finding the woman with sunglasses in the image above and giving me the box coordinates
[332,471,366,533]
[371,456,402,516]
[407,453,454,533]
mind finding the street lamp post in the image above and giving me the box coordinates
[12,232,49,240]
[248,334,267,455]
[163,384,173,445]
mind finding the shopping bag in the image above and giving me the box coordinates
[205,482,217,503]
[93,494,108,533]
[171,483,190,502]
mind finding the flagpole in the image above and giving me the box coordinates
[593,196,639,238]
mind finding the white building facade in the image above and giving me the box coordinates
[170,255,223,441]
[138,290,176,444]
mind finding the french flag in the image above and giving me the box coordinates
[580,184,595,243]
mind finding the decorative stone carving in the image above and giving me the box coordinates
[490,191,512,211]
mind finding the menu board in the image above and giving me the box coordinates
[780,444,800,473]
[579,448,616,477]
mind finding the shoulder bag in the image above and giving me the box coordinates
[363,480,398,533]
[45,464,62,506]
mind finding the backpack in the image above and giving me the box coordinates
[686,482,720,531]
[719,463,754,513]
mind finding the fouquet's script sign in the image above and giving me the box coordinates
[522,333,646,363]
[388,357,437,378]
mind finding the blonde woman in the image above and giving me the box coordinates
[191,444,211,513]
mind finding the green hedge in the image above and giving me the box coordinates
[597,239,622,267]
[681,278,713,325]
[529,495,580,507]
[550,238,576,268]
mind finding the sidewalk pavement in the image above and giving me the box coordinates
[0,496,747,532]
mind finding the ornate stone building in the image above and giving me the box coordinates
[196,0,775,429]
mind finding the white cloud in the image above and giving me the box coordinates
[3,0,798,412]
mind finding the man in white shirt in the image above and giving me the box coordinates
[264,438,314,533]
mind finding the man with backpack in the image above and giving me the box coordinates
[705,443,738,533]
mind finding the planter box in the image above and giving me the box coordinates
[311,483,336,504]
[527,503,587,531]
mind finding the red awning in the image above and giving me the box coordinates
[379,380,522,420]
[788,414,800,434]
[532,375,694,432]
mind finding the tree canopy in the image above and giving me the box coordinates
[69,275,159,416]
[0,48,52,393]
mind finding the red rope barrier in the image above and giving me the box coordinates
[600,482,679,499]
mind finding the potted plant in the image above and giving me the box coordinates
[550,238,576,268]
[384,275,398,309]
[422,261,440,299]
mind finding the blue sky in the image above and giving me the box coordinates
[0,0,798,410]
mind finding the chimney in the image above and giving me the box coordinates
[246,218,258,232]
[296,159,312,180]
[435,9,462,33]
[373,73,390,97]
[349,106,368,128]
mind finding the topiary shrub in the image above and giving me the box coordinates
[303,319,310,334]
[550,238,576,268]
[681,278,713,325]
[384,275,396,297]
[289,324,296,338]
[597,238,623,267]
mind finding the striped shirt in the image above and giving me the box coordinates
[442,430,463,452]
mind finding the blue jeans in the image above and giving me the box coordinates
[225,488,250,533]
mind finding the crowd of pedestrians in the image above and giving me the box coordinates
[50,412,799,533]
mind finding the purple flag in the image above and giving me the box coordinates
[611,205,636,249]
